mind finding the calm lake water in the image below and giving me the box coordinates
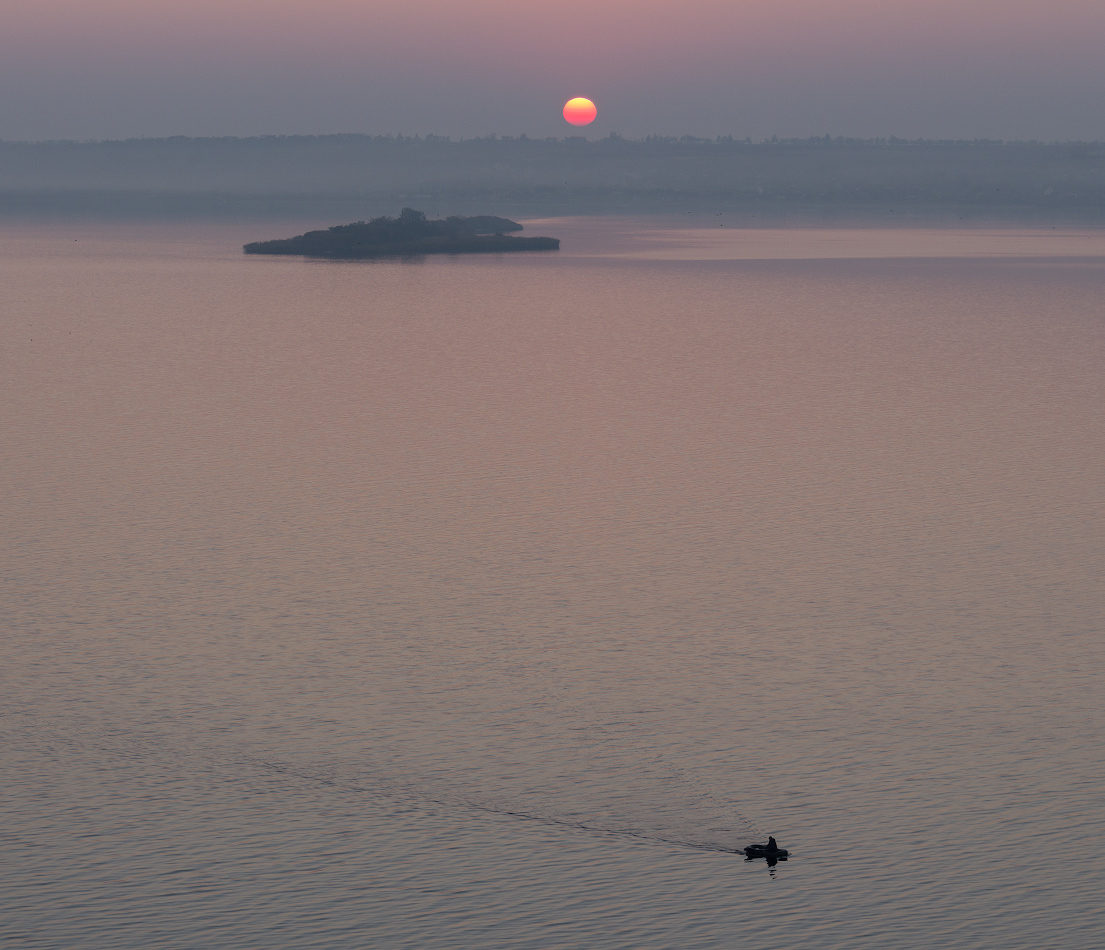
[2,217,1103,949]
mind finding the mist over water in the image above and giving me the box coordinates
[3,218,1104,948]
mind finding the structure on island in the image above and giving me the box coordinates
[243,208,559,259]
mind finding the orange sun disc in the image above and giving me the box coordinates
[563,97,597,126]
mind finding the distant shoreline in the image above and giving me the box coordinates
[3,135,1105,222]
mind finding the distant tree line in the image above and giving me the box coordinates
[2,135,1103,220]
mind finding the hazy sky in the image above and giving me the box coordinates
[3,0,1104,142]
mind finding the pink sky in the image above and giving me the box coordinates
[3,0,1104,140]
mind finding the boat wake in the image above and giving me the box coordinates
[255,753,764,854]
[5,701,766,855]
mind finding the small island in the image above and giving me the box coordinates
[243,208,559,259]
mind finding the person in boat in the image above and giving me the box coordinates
[744,836,786,857]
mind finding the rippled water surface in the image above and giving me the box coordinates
[3,218,1104,948]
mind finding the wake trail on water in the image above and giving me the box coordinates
[254,752,765,854]
[4,702,766,854]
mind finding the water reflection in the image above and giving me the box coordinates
[745,850,790,878]
[751,853,788,878]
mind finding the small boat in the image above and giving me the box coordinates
[743,837,789,859]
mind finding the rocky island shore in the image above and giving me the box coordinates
[244,208,559,259]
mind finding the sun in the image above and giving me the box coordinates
[563,97,597,127]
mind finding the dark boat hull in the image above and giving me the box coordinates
[743,846,789,859]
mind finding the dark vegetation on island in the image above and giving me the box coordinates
[2,134,1105,221]
[243,209,558,258]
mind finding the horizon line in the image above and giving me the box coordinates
[4,132,1105,148]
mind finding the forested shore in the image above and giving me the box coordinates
[3,134,1104,220]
